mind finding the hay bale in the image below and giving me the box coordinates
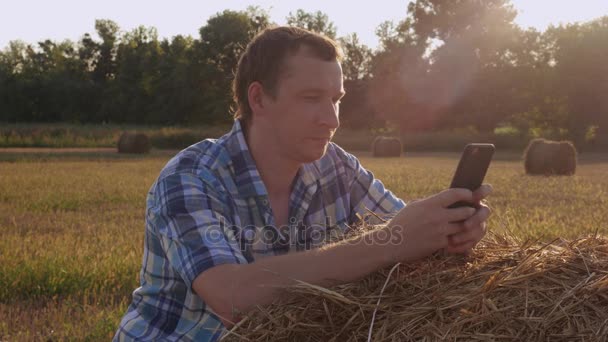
[372,136,402,157]
[117,132,151,154]
[223,231,608,341]
[523,138,577,175]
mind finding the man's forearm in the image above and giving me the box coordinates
[194,227,396,326]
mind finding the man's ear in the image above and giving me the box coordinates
[247,81,268,118]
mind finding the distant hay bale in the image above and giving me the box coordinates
[371,136,402,157]
[523,138,577,175]
[223,231,608,341]
[117,132,151,154]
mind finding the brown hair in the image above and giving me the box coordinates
[232,26,343,125]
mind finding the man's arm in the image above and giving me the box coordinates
[193,188,480,327]
[152,171,249,294]
[195,227,393,327]
[338,146,492,254]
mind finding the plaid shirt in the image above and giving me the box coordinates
[114,120,405,341]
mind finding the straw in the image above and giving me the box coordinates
[223,230,608,341]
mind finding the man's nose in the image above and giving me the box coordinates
[318,100,340,130]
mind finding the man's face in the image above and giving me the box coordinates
[260,47,344,164]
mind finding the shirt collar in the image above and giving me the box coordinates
[223,119,320,198]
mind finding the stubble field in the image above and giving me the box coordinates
[1,150,607,340]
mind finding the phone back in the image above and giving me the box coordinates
[450,143,495,191]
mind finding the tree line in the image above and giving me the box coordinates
[0,1,607,145]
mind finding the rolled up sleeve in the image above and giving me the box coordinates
[342,152,406,225]
[149,171,247,289]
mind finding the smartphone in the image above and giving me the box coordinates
[448,143,495,208]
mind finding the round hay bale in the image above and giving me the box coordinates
[523,138,577,175]
[371,136,402,157]
[117,132,151,154]
[224,231,608,341]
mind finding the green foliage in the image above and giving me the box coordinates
[0,123,230,149]
[370,0,520,132]
[338,33,372,81]
[0,5,607,138]
[0,9,271,126]
[195,8,271,124]
[286,9,337,39]
[2,123,607,153]
[585,125,599,143]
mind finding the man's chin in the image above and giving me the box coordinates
[298,146,328,163]
[313,144,330,160]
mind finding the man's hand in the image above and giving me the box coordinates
[446,184,492,254]
[385,188,478,262]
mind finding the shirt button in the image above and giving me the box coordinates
[262,199,268,206]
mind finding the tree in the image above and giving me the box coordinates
[286,9,337,39]
[149,35,198,125]
[92,19,120,84]
[544,17,608,144]
[368,16,434,131]
[0,41,30,122]
[368,0,521,132]
[338,33,372,81]
[336,34,375,129]
[414,0,519,131]
[70,19,121,123]
[0,5,606,139]
[192,8,271,124]
[103,25,163,123]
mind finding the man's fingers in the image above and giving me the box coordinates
[448,228,476,245]
[463,206,491,231]
[444,222,467,237]
[450,206,490,245]
[430,185,491,208]
[446,240,477,254]
[472,184,493,203]
[449,220,487,244]
[434,188,474,208]
[446,206,476,223]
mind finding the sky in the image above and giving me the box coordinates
[1,0,608,51]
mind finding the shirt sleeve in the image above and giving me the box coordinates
[338,148,406,225]
[148,171,247,289]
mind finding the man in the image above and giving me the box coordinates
[114,26,491,341]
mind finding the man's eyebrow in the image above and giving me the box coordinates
[297,88,324,94]
[297,88,346,97]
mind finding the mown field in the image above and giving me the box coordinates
[1,150,607,340]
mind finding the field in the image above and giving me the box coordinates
[1,150,607,340]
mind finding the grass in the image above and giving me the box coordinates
[1,150,607,340]
[7,122,608,152]
[0,123,231,149]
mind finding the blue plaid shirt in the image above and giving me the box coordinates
[114,120,405,341]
